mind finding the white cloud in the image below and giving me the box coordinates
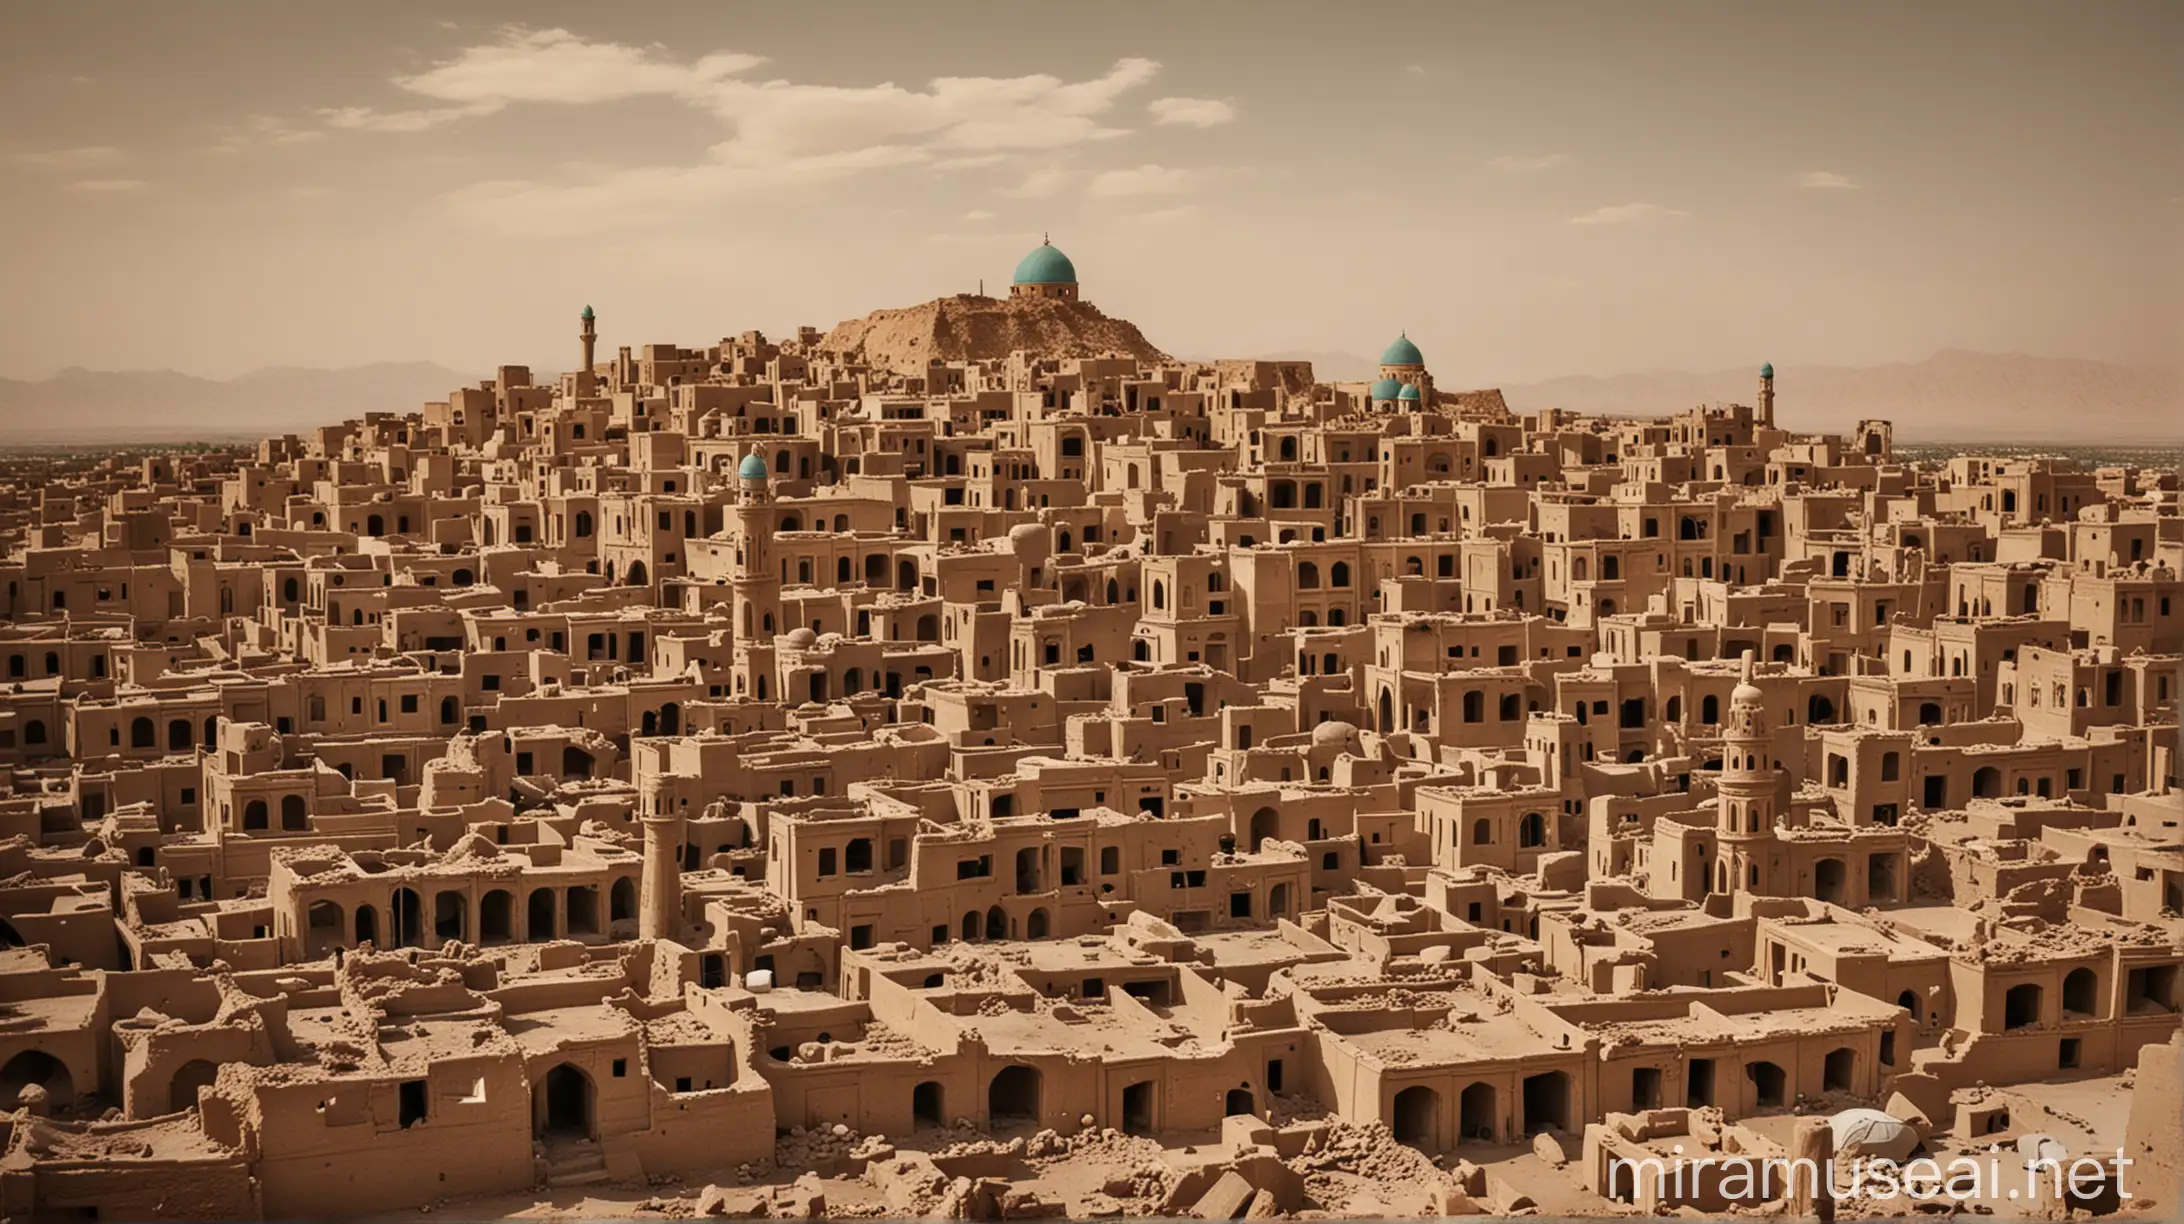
[311,29,1170,232]
[398,28,766,106]
[1002,164,1071,199]
[1405,64,1428,77]
[1125,204,1204,225]
[318,102,503,133]
[10,145,123,172]
[960,209,995,222]
[1488,153,1567,173]
[1567,202,1689,226]
[209,115,325,153]
[1799,170,1858,190]
[69,178,146,193]
[360,28,1154,159]
[1088,163,1192,199]
[1148,96,1235,128]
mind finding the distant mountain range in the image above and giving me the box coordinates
[1,350,2172,446]
[0,363,480,444]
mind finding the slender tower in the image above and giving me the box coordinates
[1758,362,1775,427]
[640,810,684,940]
[579,305,598,374]
[1714,650,1777,896]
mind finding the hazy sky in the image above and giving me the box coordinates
[3,0,2178,384]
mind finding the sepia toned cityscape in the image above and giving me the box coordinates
[1,3,2179,1221]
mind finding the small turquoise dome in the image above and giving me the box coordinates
[1760,362,1774,379]
[737,454,768,481]
[1396,383,1422,401]
[581,304,595,321]
[1013,241,1077,285]
[1380,333,1423,366]
[1369,377,1403,400]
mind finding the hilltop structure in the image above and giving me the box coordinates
[0,240,2176,1220]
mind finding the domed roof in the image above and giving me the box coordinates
[1368,377,1404,401]
[1760,362,1774,379]
[1396,383,1422,401]
[785,627,819,648]
[1731,650,1764,706]
[581,304,595,321]
[737,454,768,480]
[1312,720,1358,748]
[1380,333,1423,367]
[1012,240,1077,285]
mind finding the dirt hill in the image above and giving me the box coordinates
[818,293,1169,377]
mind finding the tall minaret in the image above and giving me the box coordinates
[730,451,782,648]
[1714,650,1777,896]
[640,810,684,940]
[580,305,598,374]
[1758,362,1775,427]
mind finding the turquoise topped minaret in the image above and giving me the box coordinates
[1758,362,1776,426]
[578,304,598,373]
[1760,361,1773,379]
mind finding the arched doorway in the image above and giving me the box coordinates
[354,906,378,946]
[913,1081,944,1129]
[535,1064,593,1140]
[610,878,637,925]
[1224,1087,1255,1118]
[1459,1082,1496,1143]
[529,888,557,939]
[2063,968,2098,1017]
[1249,807,1279,851]
[481,890,514,943]
[1745,1061,1786,1109]
[170,1059,221,1112]
[1392,1084,1440,1151]
[1823,1048,1855,1093]
[1523,1070,1569,1134]
[1814,858,1847,904]
[0,1051,73,1107]
[306,900,345,958]
[434,891,466,941]
[1025,909,1049,939]
[986,905,1007,941]
[392,888,424,946]
[989,1066,1040,1127]
[2004,983,2042,1029]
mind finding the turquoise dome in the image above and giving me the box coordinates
[738,454,768,480]
[1396,383,1422,401]
[1368,377,1403,400]
[1760,362,1774,379]
[581,304,595,321]
[1012,241,1077,285]
[1380,333,1423,366]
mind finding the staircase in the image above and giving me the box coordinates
[543,1136,609,1187]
